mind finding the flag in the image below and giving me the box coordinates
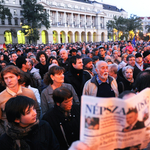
[132,36,136,46]
[0,43,7,50]
[3,43,6,50]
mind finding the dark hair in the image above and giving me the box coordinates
[43,65,65,85]
[126,107,138,114]
[16,56,27,69]
[47,56,56,64]
[133,70,150,92]
[53,87,72,104]
[118,90,136,99]
[0,65,24,86]
[70,55,82,65]
[36,51,48,62]
[126,54,135,61]
[5,96,36,122]
[22,72,32,87]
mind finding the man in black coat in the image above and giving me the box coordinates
[122,107,145,132]
[64,55,91,101]
[42,87,80,150]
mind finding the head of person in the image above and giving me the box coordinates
[122,66,134,81]
[43,65,65,85]
[29,55,38,65]
[126,107,138,126]
[127,40,132,46]
[83,57,93,71]
[133,70,150,92]
[92,48,99,56]
[99,46,106,57]
[121,53,128,63]
[36,51,48,63]
[70,55,83,70]
[0,60,8,69]
[126,54,135,67]
[16,49,22,56]
[0,65,24,87]
[45,49,51,57]
[5,96,37,127]
[113,50,119,59]
[70,48,77,56]
[135,53,143,64]
[51,58,59,66]
[105,59,113,65]
[60,49,68,60]
[11,52,18,62]
[108,64,118,79]
[118,90,136,100]
[96,61,108,82]
[53,87,73,112]
[92,56,99,65]
[51,51,57,58]
[16,56,30,71]
[143,51,150,63]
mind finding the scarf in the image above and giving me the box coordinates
[5,119,39,150]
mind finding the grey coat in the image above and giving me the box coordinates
[41,83,79,115]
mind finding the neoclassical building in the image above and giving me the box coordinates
[140,17,150,36]
[0,0,128,44]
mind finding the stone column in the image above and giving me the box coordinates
[71,13,74,27]
[78,14,80,28]
[65,34,68,43]
[56,11,58,26]
[84,15,86,28]
[72,33,75,43]
[64,12,66,27]
[58,33,60,43]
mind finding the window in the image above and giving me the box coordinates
[8,18,12,25]
[1,19,5,25]
[20,18,24,25]
[14,18,18,25]
[13,0,16,4]
[20,10,23,16]
[19,0,22,5]
[14,9,17,16]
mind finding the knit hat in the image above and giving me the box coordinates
[83,57,92,67]
[135,53,142,58]
[143,51,150,58]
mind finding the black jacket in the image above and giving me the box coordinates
[42,105,80,150]
[0,120,60,150]
[64,67,91,101]
[35,63,49,79]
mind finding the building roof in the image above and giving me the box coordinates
[73,0,126,12]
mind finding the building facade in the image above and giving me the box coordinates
[0,0,128,44]
[140,17,150,36]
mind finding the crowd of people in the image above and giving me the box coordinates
[0,40,150,149]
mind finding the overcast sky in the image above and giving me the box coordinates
[98,0,150,17]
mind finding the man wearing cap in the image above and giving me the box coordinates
[83,58,94,78]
